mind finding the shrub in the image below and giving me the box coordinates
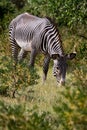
[0,101,52,130]
[54,87,87,130]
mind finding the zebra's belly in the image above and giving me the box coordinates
[16,40,32,51]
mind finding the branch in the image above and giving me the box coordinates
[77,34,87,40]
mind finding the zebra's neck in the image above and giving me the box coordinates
[40,19,64,56]
[47,31,64,57]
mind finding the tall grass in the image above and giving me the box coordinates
[0,30,87,130]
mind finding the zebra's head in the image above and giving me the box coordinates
[52,53,76,85]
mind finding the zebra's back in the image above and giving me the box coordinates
[9,13,49,52]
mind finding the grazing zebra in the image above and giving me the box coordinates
[9,12,76,85]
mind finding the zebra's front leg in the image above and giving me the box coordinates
[28,48,37,67]
[43,55,50,82]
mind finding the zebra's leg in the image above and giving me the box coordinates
[43,55,50,82]
[18,48,28,62]
[28,48,37,67]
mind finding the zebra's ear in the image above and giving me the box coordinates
[51,54,60,59]
[66,52,76,60]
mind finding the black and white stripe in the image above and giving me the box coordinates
[9,13,63,60]
[9,13,72,84]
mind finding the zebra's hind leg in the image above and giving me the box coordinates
[28,48,37,67]
[43,55,50,82]
[18,48,28,62]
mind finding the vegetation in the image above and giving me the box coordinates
[0,0,87,130]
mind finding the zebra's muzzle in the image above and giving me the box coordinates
[60,80,65,85]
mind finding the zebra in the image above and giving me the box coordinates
[9,12,76,85]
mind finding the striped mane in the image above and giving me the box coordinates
[46,17,59,33]
[46,17,63,55]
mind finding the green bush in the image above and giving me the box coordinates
[0,101,52,130]
[0,0,16,31]
[54,87,87,130]
[0,55,39,97]
[26,0,87,28]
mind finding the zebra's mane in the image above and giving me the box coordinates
[46,17,62,40]
[46,17,59,32]
[46,16,64,55]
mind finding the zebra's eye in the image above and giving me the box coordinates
[56,67,59,70]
